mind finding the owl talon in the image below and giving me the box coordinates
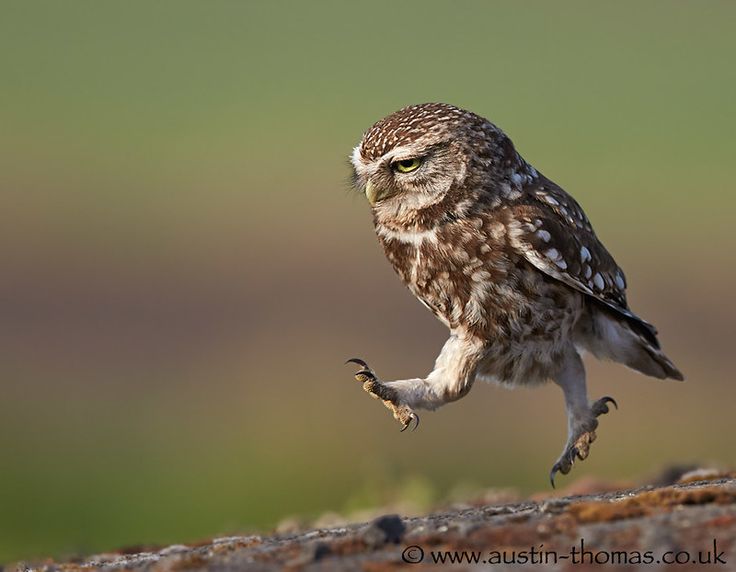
[549,464,565,489]
[592,396,618,416]
[549,444,577,488]
[354,369,377,382]
[400,413,420,432]
[346,358,377,382]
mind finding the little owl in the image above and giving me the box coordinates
[347,103,683,486]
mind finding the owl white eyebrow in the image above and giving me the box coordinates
[385,141,450,165]
[390,156,421,165]
[383,146,420,164]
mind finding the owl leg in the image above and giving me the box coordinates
[346,335,485,431]
[549,348,618,488]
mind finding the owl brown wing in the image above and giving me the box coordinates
[504,177,660,344]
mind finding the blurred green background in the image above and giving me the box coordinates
[1,0,734,562]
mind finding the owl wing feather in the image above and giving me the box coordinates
[504,176,660,346]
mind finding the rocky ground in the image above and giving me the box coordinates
[12,470,736,571]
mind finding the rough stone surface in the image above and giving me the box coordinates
[12,473,736,571]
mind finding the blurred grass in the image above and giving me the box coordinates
[0,0,735,563]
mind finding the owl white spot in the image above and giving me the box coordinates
[615,273,625,289]
[453,249,470,263]
[451,302,464,322]
[471,270,491,282]
[537,230,551,242]
[501,183,522,200]
[542,195,559,206]
[580,246,591,262]
[593,273,605,290]
[464,297,486,326]
[584,265,592,279]
[545,248,560,260]
[487,221,506,240]
[466,257,483,272]
[453,198,474,217]
[555,258,568,270]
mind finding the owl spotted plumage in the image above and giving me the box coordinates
[348,103,683,486]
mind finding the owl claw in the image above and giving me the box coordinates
[549,444,577,488]
[345,357,419,432]
[591,396,618,416]
[346,358,377,382]
[354,369,376,382]
[400,413,420,432]
[549,466,561,489]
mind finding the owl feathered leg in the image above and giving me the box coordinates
[347,334,485,431]
[550,347,617,488]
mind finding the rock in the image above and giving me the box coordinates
[360,514,406,547]
[14,476,736,572]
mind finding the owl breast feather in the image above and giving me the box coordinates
[375,219,522,335]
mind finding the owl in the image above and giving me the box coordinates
[347,103,683,486]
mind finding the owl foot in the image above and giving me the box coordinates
[549,396,617,488]
[345,358,420,431]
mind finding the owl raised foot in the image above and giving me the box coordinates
[346,358,420,431]
[549,396,618,487]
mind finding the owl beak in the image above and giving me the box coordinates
[365,180,389,206]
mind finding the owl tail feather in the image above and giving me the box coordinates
[583,309,684,381]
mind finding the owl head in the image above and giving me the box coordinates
[350,103,511,219]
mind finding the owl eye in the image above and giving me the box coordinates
[393,158,422,173]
